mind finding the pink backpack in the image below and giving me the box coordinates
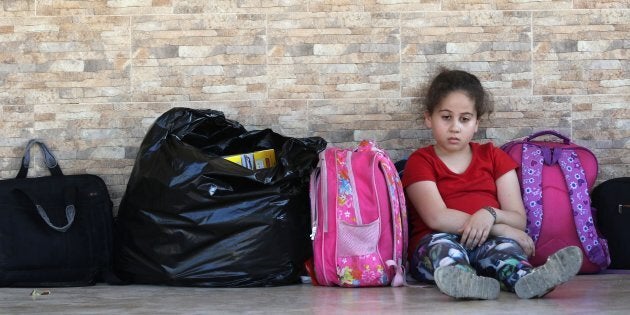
[501,130,610,273]
[309,140,407,287]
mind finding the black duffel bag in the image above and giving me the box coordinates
[114,108,326,287]
[592,177,630,269]
[0,140,114,287]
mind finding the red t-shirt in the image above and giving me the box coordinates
[402,142,518,255]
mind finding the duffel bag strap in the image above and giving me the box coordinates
[12,187,76,233]
[16,139,63,178]
[557,150,611,269]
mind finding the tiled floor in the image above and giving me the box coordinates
[1,272,629,314]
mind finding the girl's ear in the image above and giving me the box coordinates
[474,117,480,133]
[423,111,432,128]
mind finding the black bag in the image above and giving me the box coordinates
[114,108,326,287]
[592,177,630,269]
[0,140,114,287]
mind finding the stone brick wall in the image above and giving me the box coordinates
[1,1,628,212]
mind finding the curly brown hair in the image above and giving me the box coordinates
[424,68,493,118]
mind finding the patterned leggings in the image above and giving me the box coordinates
[410,233,534,292]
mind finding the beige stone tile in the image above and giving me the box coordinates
[443,0,572,10]
[0,121,32,143]
[571,95,629,152]
[574,0,630,9]
[309,0,440,12]
[442,0,499,10]
[38,0,160,15]
[533,10,629,95]
[172,0,307,13]
[36,0,306,15]
[131,14,267,102]
[307,0,367,12]
[37,0,107,15]
[571,95,630,143]
[308,98,425,160]
[0,0,35,16]
[0,16,131,105]
[401,11,532,98]
[244,100,310,137]
[267,12,400,99]
[485,96,572,145]
[2,104,33,123]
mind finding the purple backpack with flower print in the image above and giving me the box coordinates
[309,140,407,287]
[501,130,610,274]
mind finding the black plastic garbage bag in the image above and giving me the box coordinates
[114,108,326,287]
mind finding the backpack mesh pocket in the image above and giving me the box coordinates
[337,219,379,256]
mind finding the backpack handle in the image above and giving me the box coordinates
[356,139,379,153]
[526,130,571,144]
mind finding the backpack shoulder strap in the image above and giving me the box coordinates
[520,143,545,242]
[375,150,407,287]
[309,152,324,241]
[557,149,611,269]
[359,140,407,286]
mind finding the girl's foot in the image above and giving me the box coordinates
[514,246,583,299]
[433,265,500,300]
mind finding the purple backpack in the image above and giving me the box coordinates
[502,130,610,273]
[309,140,407,287]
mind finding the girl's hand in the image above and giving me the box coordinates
[458,208,495,249]
[495,226,536,257]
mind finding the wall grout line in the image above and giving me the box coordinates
[129,16,133,104]
[399,12,403,99]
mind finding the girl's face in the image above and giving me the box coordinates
[425,90,479,154]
